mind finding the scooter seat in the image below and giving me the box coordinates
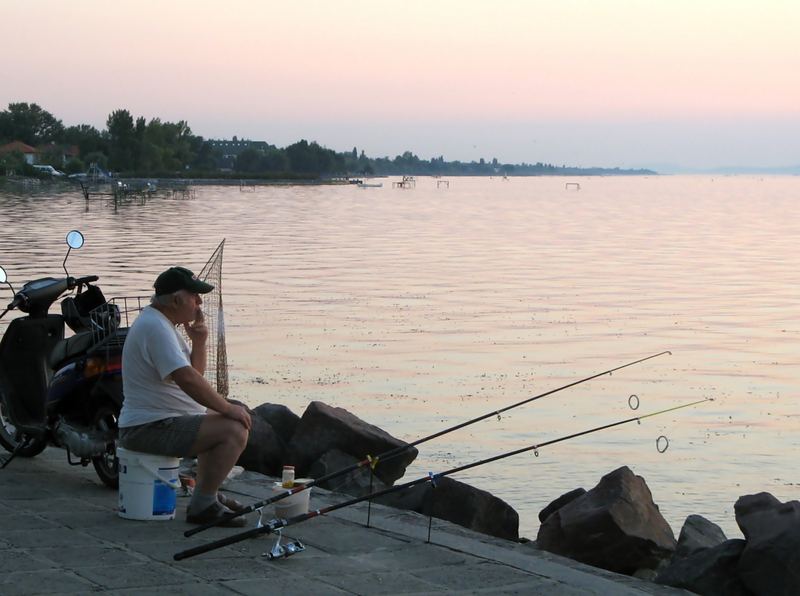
[48,332,95,369]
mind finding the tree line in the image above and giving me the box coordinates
[0,103,654,178]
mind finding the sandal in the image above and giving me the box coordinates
[217,493,247,513]
[186,501,247,527]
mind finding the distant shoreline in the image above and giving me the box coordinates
[3,173,663,191]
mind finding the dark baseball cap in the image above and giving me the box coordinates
[154,266,214,296]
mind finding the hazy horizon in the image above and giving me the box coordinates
[2,0,799,171]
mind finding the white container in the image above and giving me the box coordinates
[118,447,181,521]
[271,481,312,519]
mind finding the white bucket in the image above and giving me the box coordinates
[117,447,181,521]
[271,481,312,519]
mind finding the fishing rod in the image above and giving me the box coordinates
[174,395,708,560]
[185,349,671,537]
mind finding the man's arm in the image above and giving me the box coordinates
[171,366,251,430]
[184,308,208,375]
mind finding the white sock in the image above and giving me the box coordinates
[188,491,217,514]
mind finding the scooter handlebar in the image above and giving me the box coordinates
[6,295,24,311]
[72,275,99,287]
[4,274,99,315]
[8,277,71,313]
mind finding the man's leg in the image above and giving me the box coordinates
[187,412,248,513]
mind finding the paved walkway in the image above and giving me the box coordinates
[0,449,690,595]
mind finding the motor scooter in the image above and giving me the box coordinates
[0,230,127,488]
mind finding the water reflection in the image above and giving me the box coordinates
[1,175,799,539]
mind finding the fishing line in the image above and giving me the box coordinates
[174,396,709,560]
[185,350,671,536]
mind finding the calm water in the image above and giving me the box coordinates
[1,176,798,539]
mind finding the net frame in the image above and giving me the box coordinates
[194,239,228,396]
[87,239,229,395]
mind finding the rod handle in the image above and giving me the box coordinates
[174,526,266,560]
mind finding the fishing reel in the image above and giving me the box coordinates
[255,509,304,560]
[262,528,305,560]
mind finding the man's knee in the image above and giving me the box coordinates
[194,416,249,453]
[231,421,248,451]
[216,417,248,452]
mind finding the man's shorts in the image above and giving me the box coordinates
[118,414,204,457]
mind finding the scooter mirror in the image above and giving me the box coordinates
[0,266,6,284]
[66,230,84,250]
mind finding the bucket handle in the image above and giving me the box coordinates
[133,458,181,490]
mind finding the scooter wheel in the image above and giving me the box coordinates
[90,405,119,489]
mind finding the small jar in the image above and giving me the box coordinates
[281,465,295,488]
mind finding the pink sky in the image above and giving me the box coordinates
[2,0,799,169]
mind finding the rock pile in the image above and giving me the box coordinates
[534,466,800,596]
[656,493,800,596]
[236,400,519,540]
[237,401,800,593]
[536,466,676,575]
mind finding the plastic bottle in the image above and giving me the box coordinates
[281,465,295,488]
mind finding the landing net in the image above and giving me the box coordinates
[88,238,229,397]
[196,239,229,396]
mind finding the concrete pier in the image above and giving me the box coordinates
[0,449,690,595]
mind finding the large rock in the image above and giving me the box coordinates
[656,539,751,596]
[675,514,728,559]
[253,403,300,447]
[536,466,676,574]
[236,416,285,477]
[734,492,800,542]
[310,449,518,540]
[419,477,519,541]
[308,448,391,496]
[734,493,800,596]
[372,479,429,512]
[375,475,519,540]
[539,488,586,523]
[284,401,417,484]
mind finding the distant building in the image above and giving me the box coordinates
[36,143,80,166]
[208,138,271,169]
[0,140,38,164]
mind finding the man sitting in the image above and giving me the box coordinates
[118,266,252,526]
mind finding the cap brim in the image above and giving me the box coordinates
[189,279,215,294]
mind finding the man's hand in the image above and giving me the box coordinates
[224,402,252,431]
[172,367,251,431]
[184,307,209,345]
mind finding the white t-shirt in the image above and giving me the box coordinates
[119,306,206,427]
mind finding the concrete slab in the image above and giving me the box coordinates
[0,549,59,574]
[356,543,481,569]
[410,560,553,591]
[0,569,99,596]
[72,561,200,590]
[176,555,292,582]
[0,511,63,531]
[111,583,234,596]
[31,545,148,568]
[318,569,446,594]
[0,448,691,595]
[14,495,110,513]
[2,526,105,549]
[222,575,352,595]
